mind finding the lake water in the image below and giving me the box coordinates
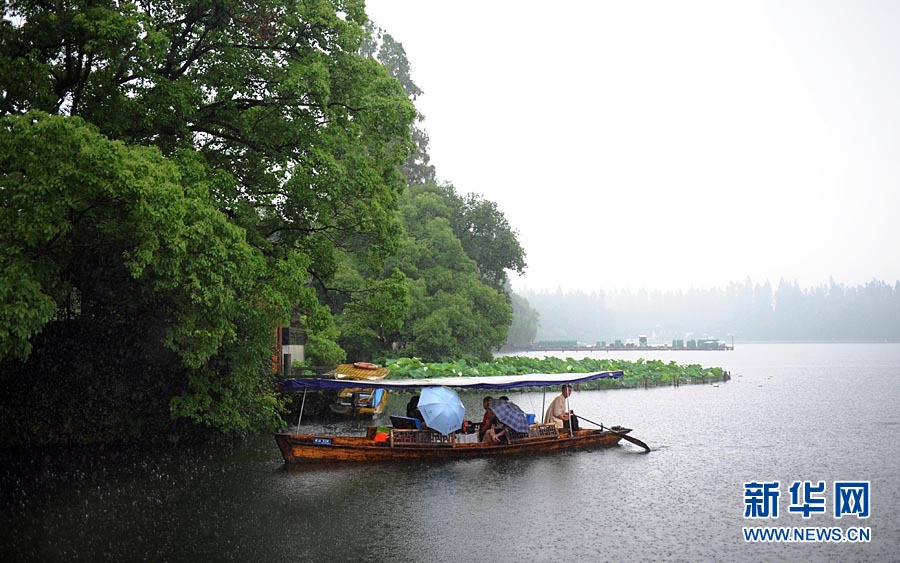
[3,343,899,562]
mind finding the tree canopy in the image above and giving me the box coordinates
[0,0,417,442]
[387,185,513,361]
[0,3,530,444]
[330,182,522,362]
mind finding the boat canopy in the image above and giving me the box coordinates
[279,370,623,392]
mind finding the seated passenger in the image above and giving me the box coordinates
[406,395,426,427]
[478,396,494,441]
[482,418,508,444]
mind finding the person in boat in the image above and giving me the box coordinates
[478,396,494,441]
[481,417,509,444]
[406,395,426,427]
[544,384,579,431]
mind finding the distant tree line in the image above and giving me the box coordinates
[518,279,900,344]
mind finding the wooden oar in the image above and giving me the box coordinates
[578,416,651,453]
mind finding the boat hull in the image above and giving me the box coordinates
[274,428,630,464]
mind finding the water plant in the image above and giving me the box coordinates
[382,356,725,391]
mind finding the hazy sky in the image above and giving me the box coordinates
[365,0,900,293]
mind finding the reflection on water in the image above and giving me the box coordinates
[3,344,899,562]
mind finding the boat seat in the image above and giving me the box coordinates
[390,415,422,430]
[528,424,560,438]
[506,429,530,442]
[390,429,452,446]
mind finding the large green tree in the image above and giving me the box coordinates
[333,27,527,362]
[331,258,410,361]
[331,181,528,361]
[363,23,435,185]
[1,0,414,303]
[0,0,415,442]
[386,186,512,361]
[403,183,526,293]
[450,191,526,292]
[0,113,295,442]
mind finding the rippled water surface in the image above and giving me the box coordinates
[3,344,899,562]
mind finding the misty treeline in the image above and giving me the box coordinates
[0,2,524,445]
[514,279,900,344]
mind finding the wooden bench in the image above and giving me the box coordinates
[390,429,452,447]
[451,433,479,444]
[506,423,560,443]
[506,429,530,442]
[528,423,559,438]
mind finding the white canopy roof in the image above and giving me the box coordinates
[279,370,624,392]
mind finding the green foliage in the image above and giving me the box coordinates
[387,191,512,361]
[348,29,527,363]
[506,292,539,349]
[2,0,416,300]
[363,23,435,184]
[0,262,56,361]
[451,192,527,292]
[0,1,417,443]
[404,184,526,292]
[329,178,524,363]
[1,113,252,364]
[382,356,725,390]
[302,301,346,367]
[335,264,410,360]
[0,112,300,437]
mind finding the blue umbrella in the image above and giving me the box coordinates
[490,399,529,433]
[418,386,465,435]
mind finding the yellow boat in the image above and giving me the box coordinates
[328,363,389,417]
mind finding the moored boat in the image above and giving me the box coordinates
[327,363,390,417]
[329,388,388,417]
[276,370,650,463]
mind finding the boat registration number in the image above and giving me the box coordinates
[313,437,333,445]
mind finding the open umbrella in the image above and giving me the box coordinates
[490,400,529,433]
[418,386,465,435]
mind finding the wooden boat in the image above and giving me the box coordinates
[329,388,388,417]
[276,370,650,463]
[275,424,638,463]
[328,363,390,417]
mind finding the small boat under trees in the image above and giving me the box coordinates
[275,371,650,464]
[327,362,390,417]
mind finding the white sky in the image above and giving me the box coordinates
[365,0,900,293]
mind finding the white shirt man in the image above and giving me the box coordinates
[544,384,578,431]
